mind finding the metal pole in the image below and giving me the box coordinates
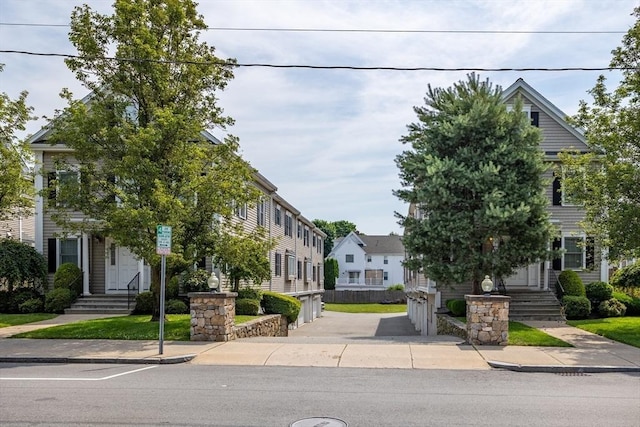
[159,254,166,354]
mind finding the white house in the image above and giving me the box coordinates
[328,232,405,290]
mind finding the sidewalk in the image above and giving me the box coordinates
[0,314,638,372]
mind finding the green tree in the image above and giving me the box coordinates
[0,239,47,293]
[395,74,554,294]
[212,224,275,292]
[323,257,339,290]
[0,65,34,221]
[559,7,640,260]
[312,219,358,257]
[47,0,260,320]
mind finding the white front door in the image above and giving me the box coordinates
[505,264,540,289]
[106,241,140,293]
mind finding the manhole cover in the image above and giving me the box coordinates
[290,417,348,427]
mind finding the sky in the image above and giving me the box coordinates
[0,0,637,235]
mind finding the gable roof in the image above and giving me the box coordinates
[358,234,404,255]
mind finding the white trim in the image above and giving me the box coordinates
[34,152,44,254]
[561,233,586,271]
[82,233,90,295]
[600,248,609,283]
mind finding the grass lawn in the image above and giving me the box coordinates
[11,314,261,341]
[0,313,58,328]
[324,303,407,314]
[568,316,640,348]
[454,317,571,347]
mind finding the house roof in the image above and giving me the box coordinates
[358,234,404,255]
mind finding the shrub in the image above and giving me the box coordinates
[585,281,613,309]
[612,291,640,316]
[262,291,301,323]
[54,263,83,298]
[44,288,74,313]
[562,295,591,320]
[610,263,640,294]
[236,298,261,315]
[557,270,585,299]
[166,276,180,299]
[237,287,263,301]
[181,269,210,293]
[598,298,627,318]
[446,299,466,316]
[0,287,45,314]
[0,239,47,293]
[387,284,405,291]
[165,299,188,314]
[134,291,154,314]
[19,297,44,313]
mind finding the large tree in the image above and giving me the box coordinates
[395,74,555,294]
[48,0,260,319]
[559,7,640,260]
[0,65,34,221]
[312,219,358,257]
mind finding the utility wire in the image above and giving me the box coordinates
[0,22,628,34]
[0,49,632,72]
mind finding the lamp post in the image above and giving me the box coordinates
[207,272,220,293]
[481,275,494,296]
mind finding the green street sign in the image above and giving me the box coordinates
[156,225,172,255]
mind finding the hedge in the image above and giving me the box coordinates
[53,263,83,298]
[562,295,590,320]
[557,270,585,299]
[262,291,301,323]
[236,298,261,316]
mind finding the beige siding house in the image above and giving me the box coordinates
[405,79,609,330]
[29,101,325,324]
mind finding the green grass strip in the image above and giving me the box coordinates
[568,316,640,348]
[324,303,407,313]
[0,313,58,328]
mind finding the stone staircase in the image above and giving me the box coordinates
[65,295,134,315]
[506,289,565,322]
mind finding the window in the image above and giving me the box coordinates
[383,256,388,265]
[312,234,316,247]
[257,200,265,227]
[297,260,303,280]
[303,227,310,246]
[274,205,281,226]
[313,265,316,281]
[286,253,296,278]
[306,260,312,282]
[275,252,282,276]
[60,238,79,266]
[235,203,247,219]
[48,170,79,205]
[345,254,354,263]
[284,213,293,237]
[564,237,585,270]
[367,255,372,262]
[348,271,360,283]
[530,111,539,127]
[383,271,388,281]
[297,222,302,239]
[317,238,322,254]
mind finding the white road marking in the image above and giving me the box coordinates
[0,365,158,381]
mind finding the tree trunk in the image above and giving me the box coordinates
[472,277,481,295]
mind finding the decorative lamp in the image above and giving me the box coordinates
[207,272,220,292]
[481,275,493,295]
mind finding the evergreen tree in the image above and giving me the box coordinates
[395,74,554,294]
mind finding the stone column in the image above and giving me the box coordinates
[465,295,511,346]
[188,292,238,342]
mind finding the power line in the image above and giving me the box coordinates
[0,22,627,34]
[0,49,631,72]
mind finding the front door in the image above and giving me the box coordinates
[505,264,540,289]
[106,241,140,293]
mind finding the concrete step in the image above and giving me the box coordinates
[65,295,134,315]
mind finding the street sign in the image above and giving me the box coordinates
[156,225,172,255]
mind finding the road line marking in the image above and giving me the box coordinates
[0,365,157,381]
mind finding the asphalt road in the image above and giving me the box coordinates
[1,363,639,426]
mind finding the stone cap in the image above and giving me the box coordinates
[464,294,511,301]
[187,292,238,298]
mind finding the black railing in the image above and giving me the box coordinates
[127,272,140,310]
[496,277,507,295]
[549,268,565,297]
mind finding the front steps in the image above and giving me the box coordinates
[65,295,134,315]
[506,289,565,322]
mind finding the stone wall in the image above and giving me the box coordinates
[233,314,288,339]
[465,295,511,346]
[436,314,467,340]
[189,292,237,342]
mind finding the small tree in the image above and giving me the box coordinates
[395,74,555,294]
[323,257,339,290]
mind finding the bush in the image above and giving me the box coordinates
[19,297,44,314]
[585,281,613,309]
[598,298,627,318]
[0,287,46,314]
[181,269,210,293]
[446,299,466,316]
[387,284,405,291]
[237,287,263,301]
[166,276,180,299]
[165,298,188,314]
[53,263,83,299]
[134,291,154,314]
[562,295,591,320]
[610,263,640,294]
[262,291,301,324]
[0,239,47,293]
[612,292,640,316]
[236,298,261,315]
[557,270,585,299]
[45,288,74,313]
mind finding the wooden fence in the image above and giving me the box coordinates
[323,290,406,304]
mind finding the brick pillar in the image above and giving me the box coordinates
[188,292,238,342]
[465,295,511,346]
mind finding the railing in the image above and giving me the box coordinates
[127,272,140,310]
[336,278,384,287]
[496,277,507,295]
[549,268,565,297]
[69,273,83,295]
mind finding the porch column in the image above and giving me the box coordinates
[543,260,550,291]
[600,249,609,283]
[82,233,90,295]
[138,259,145,291]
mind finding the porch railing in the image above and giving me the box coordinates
[127,272,140,311]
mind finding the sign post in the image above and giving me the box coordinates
[156,225,172,355]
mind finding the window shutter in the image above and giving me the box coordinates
[530,111,540,127]
[48,238,57,273]
[552,238,562,271]
[586,237,595,269]
[48,172,57,200]
[197,257,206,269]
[552,175,562,206]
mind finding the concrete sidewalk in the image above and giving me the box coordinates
[0,313,638,372]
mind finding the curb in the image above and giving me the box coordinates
[0,354,196,365]
[488,360,640,373]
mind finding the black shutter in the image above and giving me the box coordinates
[586,237,595,269]
[552,238,562,271]
[48,238,57,273]
[530,111,540,127]
[197,256,206,269]
[47,172,57,200]
[552,175,562,206]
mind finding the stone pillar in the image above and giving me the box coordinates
[188,292,238,342]
[465,295,511,346]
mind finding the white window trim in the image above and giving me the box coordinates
[562,234,586,271]
[57,236,81,268]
